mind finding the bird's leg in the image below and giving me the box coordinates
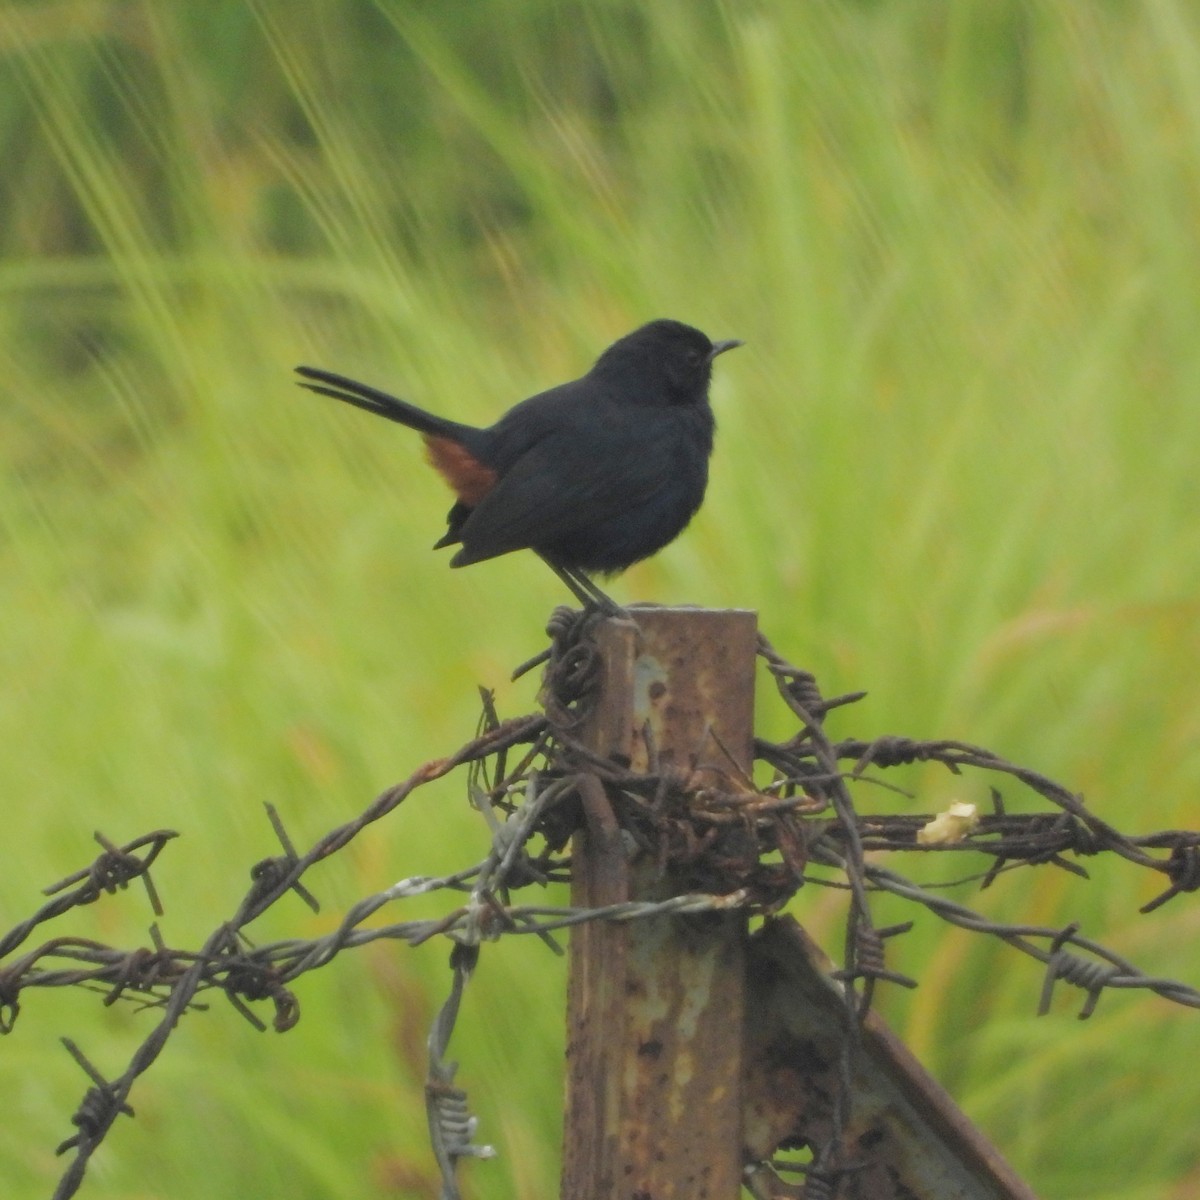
[541,558,628,618]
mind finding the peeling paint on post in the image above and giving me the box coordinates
[561,607,758,1200]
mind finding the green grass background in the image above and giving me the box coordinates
[2,1,1199,1197]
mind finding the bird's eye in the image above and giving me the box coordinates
[687,347,703,364]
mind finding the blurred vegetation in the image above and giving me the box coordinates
[2,1,1199,1197]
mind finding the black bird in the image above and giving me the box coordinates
[295,319,742,609]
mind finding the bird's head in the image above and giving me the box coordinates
[591,319,742,406]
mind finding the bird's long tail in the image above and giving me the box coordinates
[294,366,478,443]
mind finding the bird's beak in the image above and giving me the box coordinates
[709,338,744,360]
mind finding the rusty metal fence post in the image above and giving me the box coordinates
[561,606,758,1200]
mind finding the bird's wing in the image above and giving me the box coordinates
[453,426,668,564]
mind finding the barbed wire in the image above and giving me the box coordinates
[2,609,1198,1198]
